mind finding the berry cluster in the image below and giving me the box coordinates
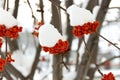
[42,39,69,54]
[0,25,22,39]
[0,58,6,72]
[0,53,15,72]
[0,25,22,48]
[101,72,115,80]
[72,21,99,37]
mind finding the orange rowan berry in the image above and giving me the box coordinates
[72,25,84,37]
[101,72,115,80]
[32,31,39,37]
[35,20,44,30]
[72,21,99,38]
[42,39,69,54]
[6,53,15,63]
[0,38,2,48]
[0,58,6,72]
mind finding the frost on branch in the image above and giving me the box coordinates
[38,24,69,54]
[67,5,99,37]
[0,9,17,28]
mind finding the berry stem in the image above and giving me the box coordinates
[82,37,103,76]
[61,54,70,71]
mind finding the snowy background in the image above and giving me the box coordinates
[0,0,120,80]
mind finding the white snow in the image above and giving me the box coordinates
[12,50,35,76]
[67,5,95,26]
[93,6,100,19]
[38,24,63,47]
[0,1,119,80]
[109,0,120,7]
[0,9,17,28]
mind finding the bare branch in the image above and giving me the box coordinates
[26,46,41,80]
[98,55,120,66]
[13,0,19,18]
[49,0,66,11]
[97,33,120,50]
[109,7,120,9]
[26,0,36,19]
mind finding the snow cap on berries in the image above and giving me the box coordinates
[38,24,63,47]
[0,9,17,28]
[67,5,95,26]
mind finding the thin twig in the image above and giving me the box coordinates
[41,71,52,80]
[3,0,6,10]
[98,55,120,66]
[25,0,44,79]
[3,0,9,11]
[82,37,103,76]
[62,61,70,71]
[61,55,70,71]
[57,7,62,34]
[81,37,93,80]
[6,0,9,11]
[97,33,120,50]
[95,64,103,76]
[49,0,66,11]
[109,7,120,9]
[40,0,44,21]
[26,0,36,19]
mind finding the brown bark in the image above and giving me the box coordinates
[76,0,111,80]
[76,0,99,79]
[65,0,73,64]
[6,64,25,79]
[53,55,63,80]
[51,0,63,80]
[25,0,43,79]
[86,0,98,12]
[75,39,82,71]
[13,0,19,18]
[77,0,111,80]
[87,0,112,80]
[25,45,41,80]
[7,38,19,52]
[7,0,20,52]
[4,70,13,80]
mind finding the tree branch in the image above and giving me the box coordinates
[13,0,19,18]
[26,0,36,20]
[26,46,41,80]
[49,0,66,11]
[98,55,120,66]
[97,33,120,50]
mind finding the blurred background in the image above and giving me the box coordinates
[0,0,120,80]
